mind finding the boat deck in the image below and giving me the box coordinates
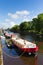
[11,37,36,48]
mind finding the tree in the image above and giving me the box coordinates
[32,18,40,32]
[38,13,43,33]
[32,13,43,33]
[10,25,20,32]
[10,13,43,34]
[20,21,30,33]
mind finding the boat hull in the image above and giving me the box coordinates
[11,40,38,54]
[21,46,38,53]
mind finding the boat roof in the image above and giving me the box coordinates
[12,37,33,45]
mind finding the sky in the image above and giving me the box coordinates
[0,0,43,29]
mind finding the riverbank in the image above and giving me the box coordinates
[0,40,3,65]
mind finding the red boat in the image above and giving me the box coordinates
[11,34,38,55]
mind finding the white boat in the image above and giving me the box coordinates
[11,34,38,55]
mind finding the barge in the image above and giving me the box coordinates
[11,34,38,55]
[4,32,11,38]
[4,31,14,38]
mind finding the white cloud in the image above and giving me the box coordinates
[10,21,15,27]
[23,16,29,21]
[0,21,15,29]
[8,10,30,19]
[11,14,19,19]
[8,13,19,19]
[23,18,29,21]
[16,10,30,15]
[0,10,30,29]
[22,15,30,21]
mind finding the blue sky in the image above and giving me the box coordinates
[0,0,43,29]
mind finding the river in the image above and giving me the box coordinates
[1,33,43,65]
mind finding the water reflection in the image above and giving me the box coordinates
[20,35,34,42]
[20,56,38,65]
[1,38,19,57]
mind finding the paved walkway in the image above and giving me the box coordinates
[0,40,3,65]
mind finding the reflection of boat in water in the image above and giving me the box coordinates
[11,34,38,55]
[20,55,38,65]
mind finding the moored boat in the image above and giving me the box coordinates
[5,32,11,38]
[11,34,38,55]
[0,35,5,39]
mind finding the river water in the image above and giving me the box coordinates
[1,34,43,65]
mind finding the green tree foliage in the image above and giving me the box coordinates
[32,13,43,33]
[20,22,28,31]
[32,18,40,32]
[20,21,31,33]
[10,13,43,34]
[38,13,43,33]
[10,25,20,32]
